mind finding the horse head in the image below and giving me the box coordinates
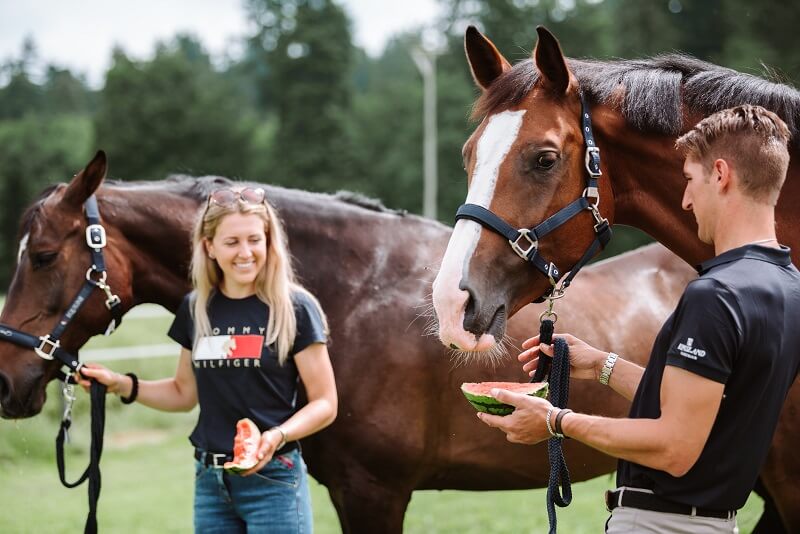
[0,151,133,418]
[433,26,614,352]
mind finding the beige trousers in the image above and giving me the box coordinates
[606,506,739,533]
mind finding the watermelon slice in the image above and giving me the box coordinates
[223,418,262,473]
[461,382,549,416]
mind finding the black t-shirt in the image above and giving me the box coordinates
[617,245,800,511]
[168,290,327,454]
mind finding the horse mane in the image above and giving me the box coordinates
[473,54,800,145]
[332,190,405,215]
[157,175,406,216]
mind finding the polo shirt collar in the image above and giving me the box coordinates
[697,244,792,275]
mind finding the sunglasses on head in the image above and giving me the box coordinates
[207,187,267,208]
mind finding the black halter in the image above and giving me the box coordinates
[0,194,124,380]
[455,91,612,302]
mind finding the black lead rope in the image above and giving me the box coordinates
[532,319,572,534]
[56,379,107,534]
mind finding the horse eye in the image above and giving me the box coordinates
[537,153,558,169]
[31,251,58,270]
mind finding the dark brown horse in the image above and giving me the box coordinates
[432,25,800,531]
[0,152,696,532]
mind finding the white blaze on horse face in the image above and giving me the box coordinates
[17,233,29,264]
[433,110,526,351]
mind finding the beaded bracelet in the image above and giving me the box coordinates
[120,372,139,404]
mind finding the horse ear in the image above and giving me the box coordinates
[533,26,571,94]
[63,150,107,208]
[465,25,511,91]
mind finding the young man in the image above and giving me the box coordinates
[477,105,800,533]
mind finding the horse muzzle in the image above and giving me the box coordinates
[0,368,47,419]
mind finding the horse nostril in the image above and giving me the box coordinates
[463,288,476,326]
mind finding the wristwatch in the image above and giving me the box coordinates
[599,352,618,386]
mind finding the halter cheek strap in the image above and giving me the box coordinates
[455,90,612,302]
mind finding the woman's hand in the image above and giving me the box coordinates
[240,428,283,477]
[518,333,608,381]
[75,363,129,395]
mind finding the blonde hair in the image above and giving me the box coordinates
[190,189,328,364]
[676,105,791,205]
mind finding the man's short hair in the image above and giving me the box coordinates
[676,105,791,205]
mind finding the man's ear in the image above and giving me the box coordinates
[714,159,732,192]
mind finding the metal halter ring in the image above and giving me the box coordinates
[509,229,538,260]
[35,334,60,360]
[539,309,558,323]
[582,187,600,206]
[86,268,108,286]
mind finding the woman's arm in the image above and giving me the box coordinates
[243,343,337,475]
[79,347,198,412]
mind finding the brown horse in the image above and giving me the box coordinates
[432,25,800,531]
[0,152,696,532]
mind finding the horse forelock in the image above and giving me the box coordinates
[473,55,800,145]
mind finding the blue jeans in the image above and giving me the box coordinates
[194,448,313,533]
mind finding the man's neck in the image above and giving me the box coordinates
[712,200,778,256]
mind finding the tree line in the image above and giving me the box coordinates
[0,0,797,286]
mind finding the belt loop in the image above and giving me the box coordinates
[618,487,625,508]
[691,506,697,517]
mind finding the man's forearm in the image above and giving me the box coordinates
[604,356,645,402]
[560,412,695,477]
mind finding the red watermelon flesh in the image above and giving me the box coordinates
[223,418,261,473]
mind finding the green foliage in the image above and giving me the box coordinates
[93,35,256,181]
[245,0,355,191]
[0,114,93,286]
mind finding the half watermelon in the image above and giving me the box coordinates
[461,382,549,416]
[223,418,262,473]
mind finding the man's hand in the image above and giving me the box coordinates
[519,333,607,381]
[476,388,554,444]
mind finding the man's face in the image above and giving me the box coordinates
[682,157,718,245]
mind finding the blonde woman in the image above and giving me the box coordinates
[80,187,337,533]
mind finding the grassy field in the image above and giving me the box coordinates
[0,304,764,532]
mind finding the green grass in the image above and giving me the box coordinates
[0,303,766,533]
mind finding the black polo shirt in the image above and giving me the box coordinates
[617,244,800,511]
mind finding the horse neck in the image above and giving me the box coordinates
[268,189,449,309]
[594,105,713,265]
[98,185,198,312]
[598,104,800,267]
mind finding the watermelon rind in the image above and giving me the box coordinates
[461,382,549,416]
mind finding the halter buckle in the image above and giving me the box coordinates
[509,229,537,260]
[85,224,107,249]
[35,335,60,360]
[585,146,602,177]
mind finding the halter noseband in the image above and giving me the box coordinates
[455,91,612,302]
[0,195,123,381]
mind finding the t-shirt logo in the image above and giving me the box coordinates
[195,335,264,360]
[676,337,707,360]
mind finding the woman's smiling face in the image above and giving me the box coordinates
[206,212,268,297]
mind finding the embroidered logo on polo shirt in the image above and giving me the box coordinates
[675,337,707,360]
